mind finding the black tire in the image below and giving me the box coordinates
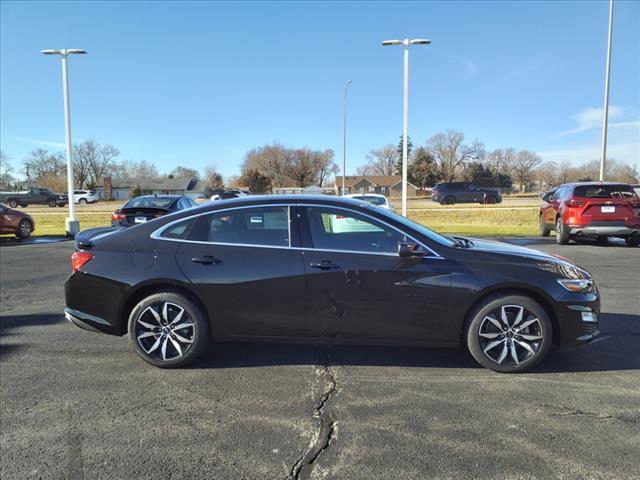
[443,196,456,205]
[16,219,33,239]
[484,196,497,205]
[19,203,28,208]
[79,198,87,205]
[47,199,56,208]
[539,215,550,237]
[8,199,18,208]
[626,236,639,247]
[555,217,570,245]
[466,294,553,373]
[128,291,209,368]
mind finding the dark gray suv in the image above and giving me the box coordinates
[431,182,502,205]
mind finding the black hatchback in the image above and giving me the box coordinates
[111,195,196,227]
[67,195,600,373]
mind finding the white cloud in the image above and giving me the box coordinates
[538,141,639,167]
[11,136,66,148]
[554,105,638,137]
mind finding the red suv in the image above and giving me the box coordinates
[540,182,640,246]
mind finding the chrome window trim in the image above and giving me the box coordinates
[150,202,444,259]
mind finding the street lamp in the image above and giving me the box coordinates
[382,38,430,216]
[342,80,352,195]
[599,0,614,181]
[41,48,87,236]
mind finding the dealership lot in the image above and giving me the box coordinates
[1,239,638,479]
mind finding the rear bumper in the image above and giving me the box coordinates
[65,308,112,334]
[569,225,639,237]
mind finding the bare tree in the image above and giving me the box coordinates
[355,164,376,176]
[242,143,294,188]
[111,159,159,178]
[510,150,542,192]
[312,149,337,187]
[73,140,120,188]
[364,145,399,176]
[486,148,516,178]
[203,164,225,192]
[427,130,483,182]
[169,165,199,179]
[0,150,16,190]
[22,149,66,187]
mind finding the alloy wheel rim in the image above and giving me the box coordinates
[135,302,195,361]
[478,305,543,366]
[556,220,561,241]
[20,221,31,235]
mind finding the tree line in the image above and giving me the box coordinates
[2,131,637,194]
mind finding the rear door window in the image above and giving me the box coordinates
[189,206,290,247]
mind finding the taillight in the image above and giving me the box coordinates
[71,251,94,272]
[112,211,125,221]
[566,198,586,208]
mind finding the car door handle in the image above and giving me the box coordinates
[191,255,219,265]
[310,261,341,270]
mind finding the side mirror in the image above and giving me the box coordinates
[398,241,428,258]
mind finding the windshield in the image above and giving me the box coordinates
[353,195,386,206]
[125,197,176,209]
[573,185,637,199]
[370,206,457,247]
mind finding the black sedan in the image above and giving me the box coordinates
[66,195,600,373]
[111,195,197,227]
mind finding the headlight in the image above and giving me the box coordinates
[557,278,594,293]
[540,261,590,280]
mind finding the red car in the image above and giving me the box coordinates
[0,202,36,239]
[539,182,640,246]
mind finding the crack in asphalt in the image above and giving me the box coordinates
[541,404,638,424]
[288,350,338,480]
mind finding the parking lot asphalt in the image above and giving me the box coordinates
[1,238,639,480]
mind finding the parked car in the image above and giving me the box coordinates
[539,182,640,246]
[66,195,600,373]
[431,182,502,205]
[210,189,249,201]
[63,189,98,205]
[0,203,35,239]
[0,187,67,208]
[632,184,640,197]
[343,193,394,211]
[111,195,197,228]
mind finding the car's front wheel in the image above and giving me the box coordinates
[539,215,550,236]
[128,291,209,368]
[443,196,455,205]
[16,219,33,239]
[466,295,553,373]
[47,199,57,208]
[79,198,87,205]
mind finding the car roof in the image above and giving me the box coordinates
[128,195,184,200]
[190,194,371,212]
[344,193,386,198]
[562,182,631,187]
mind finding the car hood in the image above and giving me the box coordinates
[465,238,570,263]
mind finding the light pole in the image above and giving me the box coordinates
[382,38,430,216]
[41,48,87,236]
[599,0,614,181]
[342,80,352,195]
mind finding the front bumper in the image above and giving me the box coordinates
[555,294,601,349]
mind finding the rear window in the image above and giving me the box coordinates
[353,195,386,206]
[125,197,175,209]
[573,185,637,199]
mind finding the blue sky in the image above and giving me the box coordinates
[1,0,639,179]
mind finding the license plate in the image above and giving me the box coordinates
[134,216,147,223]
[601,206,615,213]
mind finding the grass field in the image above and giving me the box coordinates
[21,200,539,237]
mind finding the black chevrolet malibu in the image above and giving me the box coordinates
[65,195,600,373]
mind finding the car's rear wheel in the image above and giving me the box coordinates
[47,199,56,208]
[539,215,550,236]
[128,292,209,368]
[16,219,33,239]
[466,295,553,373]
[626,235,639,247]
[443,196,455,205]
[484,196,497,205]
[555,217,570,245]
[8,199,18,208]
[79,198,87,205]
